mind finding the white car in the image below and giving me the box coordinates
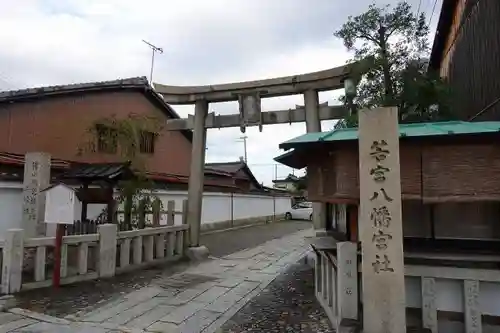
[285,202,313,221]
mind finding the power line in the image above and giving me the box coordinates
[428,0,439,26]
[468,95,500,121]
[416,0,422,18]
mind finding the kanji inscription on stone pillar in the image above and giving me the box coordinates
[358,107,406,333]
[22,152,51,237]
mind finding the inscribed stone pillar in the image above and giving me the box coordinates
[336,241,358,327]
[358,107,406,333]
[98,224,117,278]
[1,229,24,294]
[22,152,51,237]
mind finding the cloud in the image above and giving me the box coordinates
[0,0,442,185]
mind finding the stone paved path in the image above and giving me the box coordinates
[14,221,311,318]
[220,261,334,333]
[0,228,313,332]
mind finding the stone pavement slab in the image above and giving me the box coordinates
[0,228,313,333]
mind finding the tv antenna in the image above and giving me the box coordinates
[142,40,163,83]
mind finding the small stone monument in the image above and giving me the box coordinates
[22,152,51,237]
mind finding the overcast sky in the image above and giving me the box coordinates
[0,0,442,186]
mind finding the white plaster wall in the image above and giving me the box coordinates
[152,191,290,225]
[0,183,24,234]
[0,182,292,235]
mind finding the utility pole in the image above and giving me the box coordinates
[142,40,163,83]
[236,135,248,164]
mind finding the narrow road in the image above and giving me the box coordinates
[200,220,311,257]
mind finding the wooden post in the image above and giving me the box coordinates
[80,184,89,222]
[138,200,146,229]
[152,199,161,226]
[166,200,175,226]
[53,224,64,288]
[358,107,406,332]
[182,199,190,249]
[106,184,115,224]
[124,193,133,230]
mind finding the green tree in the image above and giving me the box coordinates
[79,113,164,229]
[295,170,308,192]
[334,1,454,128]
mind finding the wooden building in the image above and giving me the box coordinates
[430,0,500,121]
[276,121,500,333]
[0,77,194,176]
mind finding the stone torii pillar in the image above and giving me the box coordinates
[303,90,327,234]
[186,100,209,250]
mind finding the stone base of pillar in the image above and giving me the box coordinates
[337,318,361,333]
[0,295,16,311]
[314,229,328,237]
[186,246,210,261]
[304,250,315,268]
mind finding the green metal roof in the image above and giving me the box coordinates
[279,121,500,149]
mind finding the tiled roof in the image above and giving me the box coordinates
[0,151,238,188]
[0,77,192,141]
[205,161,262,189]
[205,161,245,175]
[60,162,134,181]
[0,152,71,169]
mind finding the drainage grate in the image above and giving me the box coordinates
[154,273,218,289]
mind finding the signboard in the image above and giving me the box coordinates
[358,107,406,333]
[238,93,262,132]
[44,184,79,225]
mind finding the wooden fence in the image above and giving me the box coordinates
[65,199,187,235]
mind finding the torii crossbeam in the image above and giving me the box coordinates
[154,63,357,255]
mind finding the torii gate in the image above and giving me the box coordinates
[154,64,355,254]
[155,64,408,333]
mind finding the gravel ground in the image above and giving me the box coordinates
[220,261,334,333]
[13,220,311,317]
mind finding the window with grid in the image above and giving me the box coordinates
[140,131,156,154]
[96,124,118,154]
